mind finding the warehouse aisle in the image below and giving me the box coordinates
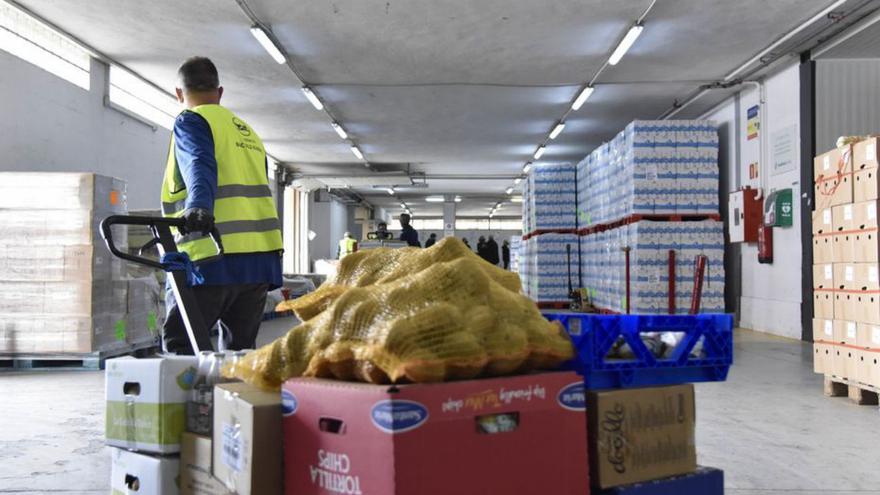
[697,329,880,494]
[0,323,877,494]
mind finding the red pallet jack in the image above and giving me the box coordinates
[100,215,224,354]
[619,246,709,315]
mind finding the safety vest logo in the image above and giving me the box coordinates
[232,116,251,136]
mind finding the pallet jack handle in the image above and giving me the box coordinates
[100,215,224,354]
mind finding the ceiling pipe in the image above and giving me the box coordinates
[812,3,880,58]
[658,0,852,119]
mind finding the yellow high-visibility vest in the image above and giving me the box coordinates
[160,104,282,260]
[338,237,357,258]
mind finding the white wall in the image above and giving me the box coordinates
[0,53,171,210]
[705,62,803,339]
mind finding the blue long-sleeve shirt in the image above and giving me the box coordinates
[172,110,282,289]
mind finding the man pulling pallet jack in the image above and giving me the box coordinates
[103,57,282,355]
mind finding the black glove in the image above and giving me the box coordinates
[179,207,215,236]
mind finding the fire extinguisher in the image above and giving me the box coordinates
[758,223,773,264]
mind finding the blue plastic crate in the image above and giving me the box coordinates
[545,312,733,389]
[598,467,724,495]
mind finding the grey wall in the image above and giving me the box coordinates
[308,192,349,263]
[0,53,171,210]
[816,59,880,152]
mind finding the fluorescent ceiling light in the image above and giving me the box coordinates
[425,196,445,203]
[514,177,522,185]
[387,188,395,195]
[608,23,644,66]
[301,86,323,110]
[571,86,594,111]
[250,26,286,64]
[533,146,546,160]
[505,187,514,195]
[549,123,565,139]
[454,196,463,203]
[350,145,364,160]
[522,163,532,174]
[331,122,348,139]
[511,196,523,203]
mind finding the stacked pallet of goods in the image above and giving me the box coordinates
[0,173,161,359]
[520,163,578,305]
[812,137,880,401]
[576,120,725,314]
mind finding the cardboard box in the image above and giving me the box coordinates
[867,350,880,388]
[854,289,880,325]
[814,289,834,320]
[815,174,853,208]
[813,343,829,374]
[812,234,834,264]
[855,263,880,290]
[844,347,860,381]
[110,447,179,495]
[181,432,232,495]
[587,384,695,489]
[842,320,858,345]
[833,291,853,321]
[105,356,197,454]
[857,323,880,349]
[213,382,283,495]
[853,230,879,263]
[812,208,833,235]
[855,168,880,203]
[855,350,871,385]
[831,345,847,379]
[853,137,879,171]
[833,204,856,232]
[831,320,850,344]
[814,145,852,181]
[832,233,855,262]
[854,200,879,230]
[813,264,834,290]
[813,318,835,343]
[282,372,588,495]
[833,264,857,290]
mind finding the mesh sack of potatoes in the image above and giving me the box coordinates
[227,238,573,390]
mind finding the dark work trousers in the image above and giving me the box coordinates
[163,283,269,355]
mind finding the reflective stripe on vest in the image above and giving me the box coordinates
[160,104,282,260]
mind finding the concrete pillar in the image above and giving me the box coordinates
[442,199,456,238]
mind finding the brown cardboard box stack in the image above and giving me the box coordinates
[813,138,880,389]
[0,173,161,355]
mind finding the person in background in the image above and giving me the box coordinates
[399,213,421,247]
[425,233,437,248]
[160,56,282,354]
[502,240,511,270]
[486,235,500,266]
[477,236,488,261]
[338,231,357,259]
[462,238,471,250]
[368,221,392,240]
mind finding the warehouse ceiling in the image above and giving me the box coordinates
[12,0,878,217]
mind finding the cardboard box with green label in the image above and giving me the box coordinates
[105,356,197,454]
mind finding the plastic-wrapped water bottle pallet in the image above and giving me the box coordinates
[544,312,733,389]
[598,467,724,495]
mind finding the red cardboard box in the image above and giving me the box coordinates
[281,372,588,495]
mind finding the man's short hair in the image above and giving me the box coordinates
[177,56,219,92]
[400,213,411,221]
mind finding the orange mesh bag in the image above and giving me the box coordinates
[233,238,572,390]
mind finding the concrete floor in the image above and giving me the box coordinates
[0,320,878,494]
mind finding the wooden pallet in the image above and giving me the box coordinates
[824,376,880,406]
[0,339,159,371]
